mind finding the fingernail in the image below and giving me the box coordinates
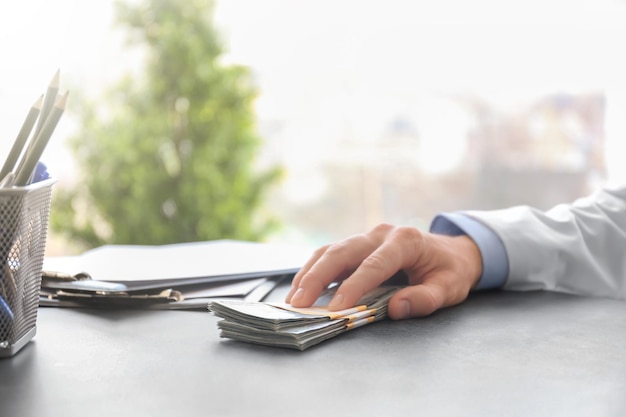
[397,300,411,320]
[328,293,344,310]
[285,288,296,302]
[290,288,305,305]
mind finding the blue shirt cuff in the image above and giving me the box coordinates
[429,212,508,290]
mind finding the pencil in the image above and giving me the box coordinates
[9,70,60,187]
[33,69,60,140]
[14,91,69,186]
[0,95,43,181]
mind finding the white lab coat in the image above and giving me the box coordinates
[466,184,626,299]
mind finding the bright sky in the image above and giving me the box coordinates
[2,0,626,184]
[217,0,626,182]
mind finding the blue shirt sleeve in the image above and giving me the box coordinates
[429,213,508,290]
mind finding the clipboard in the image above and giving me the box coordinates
[40,240,313,308]
[43,239,311,287]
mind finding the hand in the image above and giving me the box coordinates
[285,223,483,319]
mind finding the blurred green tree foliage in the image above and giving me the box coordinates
[51,0,282,248]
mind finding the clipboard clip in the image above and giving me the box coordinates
[40,270,183,306]
[42,270,92,282]
[54,288,183,304]
[41,270,128,293]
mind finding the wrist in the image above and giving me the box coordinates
[430,213,508,290]
[439,234,482,290]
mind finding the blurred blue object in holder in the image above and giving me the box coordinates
[0,295,14,344]
[32,161,50,184]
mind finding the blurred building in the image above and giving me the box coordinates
[264,91,607,244]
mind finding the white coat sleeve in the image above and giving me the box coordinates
[464,184,626,299]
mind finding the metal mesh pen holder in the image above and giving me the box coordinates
[0,178,55,357]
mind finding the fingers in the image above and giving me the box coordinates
[286,225,387,306]
[288,225,425,310]
[286,233,383,307]
[326,233,418,310]
[285,244,329,303]
[387,277,469,320]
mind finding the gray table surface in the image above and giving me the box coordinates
[1,289,625,417]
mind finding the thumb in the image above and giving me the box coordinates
[387,282,449,320]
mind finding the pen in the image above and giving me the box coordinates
[32,69,60,140]
[0,95,43,181]
[14,91,68,186]
[0,173,15,188]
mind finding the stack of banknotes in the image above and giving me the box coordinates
[209,285,401,351]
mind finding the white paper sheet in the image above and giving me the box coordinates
[43,240,313,287]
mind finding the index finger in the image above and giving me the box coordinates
[287,235,380,307]
[285,244,330,303]
[327,227,422,310]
